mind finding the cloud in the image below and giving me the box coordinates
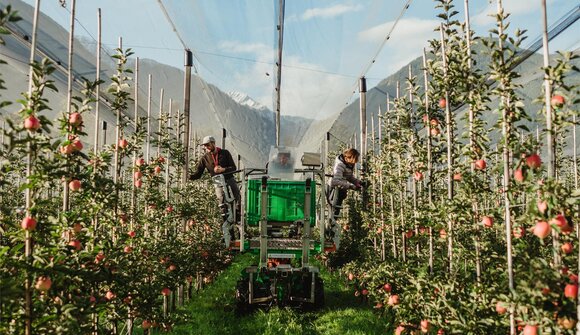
[472,0,557,26]
[359,18,439,75]
[301,3,363,21]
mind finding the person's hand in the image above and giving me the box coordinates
[214,166,225,174]
[354,181,362,190]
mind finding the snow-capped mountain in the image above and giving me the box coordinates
[228,91,269,112]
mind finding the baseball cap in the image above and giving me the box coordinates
[201,136,215,146]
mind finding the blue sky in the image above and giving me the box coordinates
[22,0,578,119]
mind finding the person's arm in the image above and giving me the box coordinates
[220,150,237,174]
[189,156,206,180]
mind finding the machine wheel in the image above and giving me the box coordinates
[235,278,251,315]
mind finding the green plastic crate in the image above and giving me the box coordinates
[245,179,316,226]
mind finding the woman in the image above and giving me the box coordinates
[327,148,361,217]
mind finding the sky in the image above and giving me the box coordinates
[20,0,579,120]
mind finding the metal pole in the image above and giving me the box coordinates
[275,0,285,147]
[25,2,41,333]
[62,0,76,213]
[222,128,226,149]
[93,8,101,155]
[359,77,368,206]
[158,88,164,157]
[146,74,152,161]
[113,37,122,186]
[422,49,434,274]
[440,22,454,272]
[541,0,555,179]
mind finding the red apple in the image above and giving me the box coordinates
[69,112,82,126]
[21,216,37,231]
[564,283,578,299]
[157,156,166,164]
[167,264,176,272]
[95,252,105,262]
[533,221,551,239]
[512,227,525,238]
[383,283,392,292]
[68,240,82,251]
[142,320,152,330]
[569,274,579,283]
[135,158,145,166]
[118,138,128,149]
[134,171,143,180]
[422,115,429,123]
[124,246,132,254]
[495,301,507,314]
[439,229,447,239]
[24,115,41,131]
[161,287,171,296]
[69,179,81,191]
[361,289,369,296]
[482,216,493,228]
[128,231,136,238]
[388,294,400,306]
[405,230,413,238]
[60,144,75,155]
[438,98,447,109]
[453,173,462,181]
[414,171,424,181]
[348,273,355,281]
[474,159,486,170]
[105,290,116,300]
[522,325,537,335]
[35,276,52,291]
[166,206,174,213]
[72,139,83,151]
[421,320,430,333]
[537,200,548,214]
[526,154,542,169]
[562,242,573,254]
[550,214,568,229]
[430,128,440,136]
[154,166,162,174]
[513,169,525,182]
[551,95,565,108]
[135,179,143,188]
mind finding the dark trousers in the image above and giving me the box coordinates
[327,187,348,217]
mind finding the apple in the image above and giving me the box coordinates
[128,231,136,238]
[135,179,143,188]
[69,112,82,126]
[537,200,548,214]
[374,302,383,309]
[60,144,75,155]
[95,252,105,262]
[167,264,176,272]
[414,171,424,181]
[564,283,578,299]
[453,173,462,181]
[166,206,174,213]
[522,325,537,335]
[348,273,355,281]
[439,229,447,239]
[495,301,507,314]
[557,317,576,330]
[550,214,568,229]
[24,115,41,131]
[430,118,439,127]
[135,158,145,166]
[134,171,143,180]
[513,227,525,238]
[437,330,445,335]
[561,242,573,254]
[513,169,525,182]
[551,95,565,108]
[35,276,52,291]
[388,294,400,306]
[157,156,166,164]
[569,274,579,283]
[474,159,486,170]
[73,223,82,233]
[482,216,493,228]
[72,139,83,151]
[154,166,162,174]
[421,320,430,333]
[422,115,429,123]
[533,221,551,239]
[430,128,440,136]
[118,138,128,149]
[21,216,37,231]
[161,287,171,296]
[105,290,116,300]
[124,246,133,254]
[395,325,405,335]
[541,287,550,295]
[142,320,152,330]
[383,283,392,292]
[405,230,413,238]
[438,98,447,109]
[68,240,82,251]
[361,289,369,296]
[526,154,542,169]
[69,179,81,191]
[89,295,97,303]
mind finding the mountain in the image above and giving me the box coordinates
[228,92,269,112]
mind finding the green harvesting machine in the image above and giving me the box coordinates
[226,147,338,311]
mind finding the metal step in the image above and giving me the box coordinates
[249,238,315,250]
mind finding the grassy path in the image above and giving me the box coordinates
[162,253,389,335]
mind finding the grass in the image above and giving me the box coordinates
[156,252,389,335]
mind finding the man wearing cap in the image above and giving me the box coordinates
[190,136,241,223]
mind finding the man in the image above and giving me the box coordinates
[190,136,241,243]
